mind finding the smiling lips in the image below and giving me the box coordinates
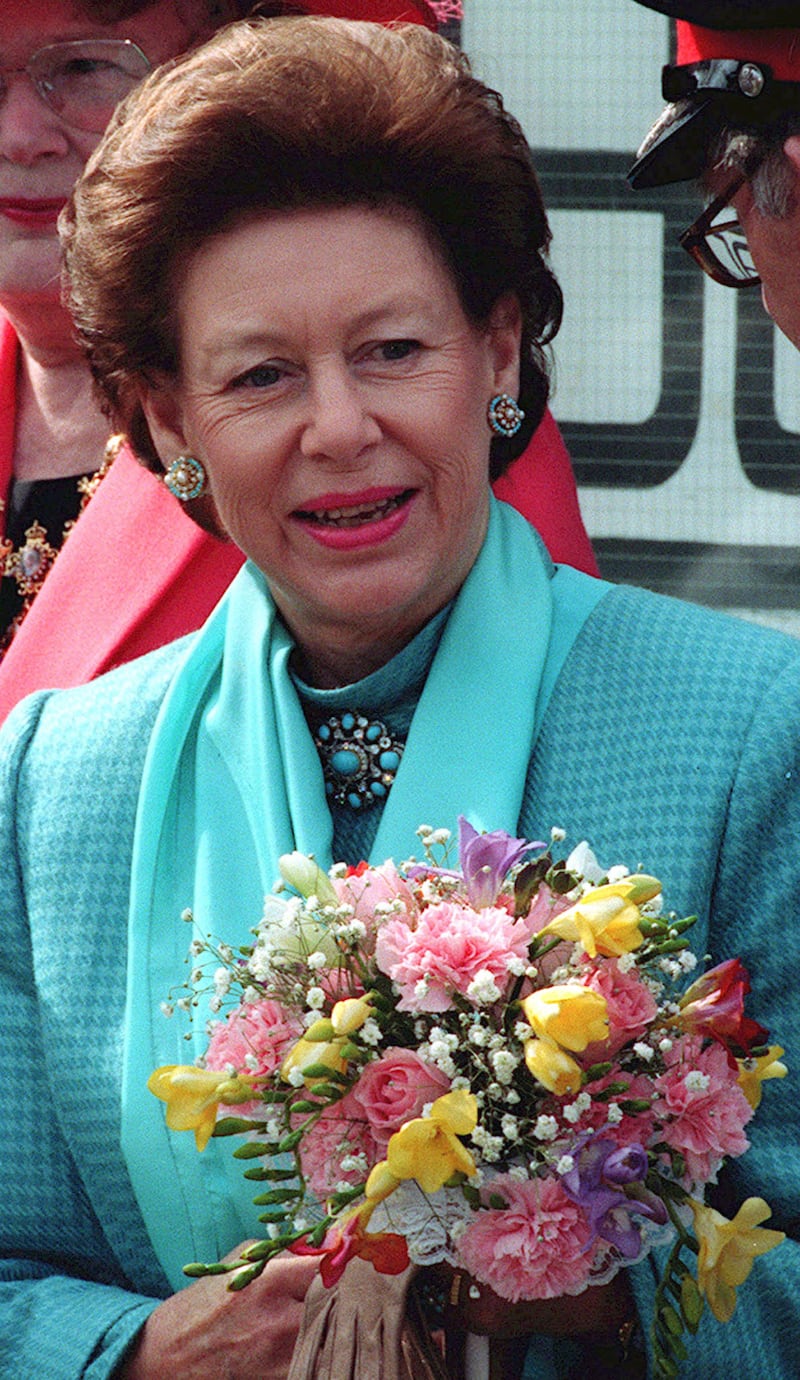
[294,487,416,549]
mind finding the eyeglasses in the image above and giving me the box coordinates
[679,172,761,289]
[0,39,151,133]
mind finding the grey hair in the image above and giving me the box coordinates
[709,119,800,217]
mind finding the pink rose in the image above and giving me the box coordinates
[333,861,419,949]
[375,900,531,1012]
[350,1049,452,1145]
[206,998,301,1114]
[654,1034,753,1182]
[458,1174,594,1302]
[297,1090,381,1198]
[579,958,659,1061]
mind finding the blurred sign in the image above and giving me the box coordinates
[463,0,800,633]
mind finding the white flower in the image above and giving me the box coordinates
[556,1155,575,1175]
[306,951,327,970]
[181,908,194,923]
[685,1070,711,1093]
[659,1037,674,1053]
[306,986,326,1009]
[507,956,526,976]
[287,1067,306,1087]
[468,1024,489,1047]
[633,1042,654,1061]
[244,1054,259,1071]
[243,985,260,1004]
[467,970,501,1005]
[213,967,232,997]
[501,1114,520,1141]
[565,839,602,880]
[490,1050,518,1085]
[160,1001,174,1018]
[267,1223,282,1240]
[606,1104,623,1125]
[508,1164,528,1182]
[429,828,451,845]
[606,864,631,884]
[563,1092,591,1124]
[414,978,429,1001]
[470,1127,504,1162]
[359,1018,382,1047]
[679,950,698,972]
[551,826,567,843]
[617,951,637,974]
[534,1115,559,1142]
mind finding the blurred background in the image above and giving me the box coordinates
[460,0,800,635]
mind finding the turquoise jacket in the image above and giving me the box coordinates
[1,581,799,1378]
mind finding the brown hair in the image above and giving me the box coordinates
[62,16,562,476]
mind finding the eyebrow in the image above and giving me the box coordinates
[194,296,438,363]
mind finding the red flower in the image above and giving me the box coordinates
[292,1207,409,1287]
[677,959,768,1055]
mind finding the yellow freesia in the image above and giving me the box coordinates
[523,1035,584,1095]
[385,1090,478,1194]
[537,877,660,958]
[148,1064,256,1151]
[331,995,374,1036]
[737,1046,788,1110]
[280,1033,349,1085]
[521,985,609,1052]
[690,1197,785,1323]
[365,1159,402,1205]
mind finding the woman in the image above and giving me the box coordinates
[0,0,596,725]
[1,16,797,1380]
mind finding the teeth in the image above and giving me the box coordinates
[304,494,405,526]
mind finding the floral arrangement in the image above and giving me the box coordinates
[150,821,787,1377]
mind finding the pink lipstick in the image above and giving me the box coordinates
[0,198,66,229]
[294,486,416,550]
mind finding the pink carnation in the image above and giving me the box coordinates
[579,958,659,1061]
[206,998,301,1114]
[297,1090,380,1198]
[458,1174,594,1301]
[654,1034,753,1182]
[375,900,531,1012]
[350,1049,452,1145]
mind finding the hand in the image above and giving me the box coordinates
[118,1246,318,1380]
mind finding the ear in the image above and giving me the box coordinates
[487,292,523,398]
[138,378,191,470]
[784,134,800,181]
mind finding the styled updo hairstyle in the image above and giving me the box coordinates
[62,16,563,477]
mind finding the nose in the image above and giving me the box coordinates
[0,73,71,165]
[299,363,382,463]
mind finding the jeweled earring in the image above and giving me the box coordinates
[164,455,207,502]
[487,393,525,438]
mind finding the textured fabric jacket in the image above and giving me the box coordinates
[1,581,799,1378]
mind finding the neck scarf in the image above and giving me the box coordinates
[122,499,609,1288]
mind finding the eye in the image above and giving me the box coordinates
[377,339,420,362]
[230,363,283,390]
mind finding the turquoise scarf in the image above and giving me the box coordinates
[122,498,609,1290]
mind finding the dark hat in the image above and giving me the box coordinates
[627,3,800,188]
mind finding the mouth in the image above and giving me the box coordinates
[0,198,67,228]
[294,488,415,528]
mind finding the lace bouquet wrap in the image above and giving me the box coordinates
[150,820,787,1378]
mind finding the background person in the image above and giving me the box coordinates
[3,14,799,1378]
[628,0,800,350]
[0,0,597,725]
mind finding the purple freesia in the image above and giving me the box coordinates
[561,1137,666,1259]
[458,817,539,909]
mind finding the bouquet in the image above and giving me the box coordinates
[150,820,787,1378]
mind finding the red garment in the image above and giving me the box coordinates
[0,314,596,722]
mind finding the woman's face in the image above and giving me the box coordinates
[0,0,225,312]
[145,206,521,685]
